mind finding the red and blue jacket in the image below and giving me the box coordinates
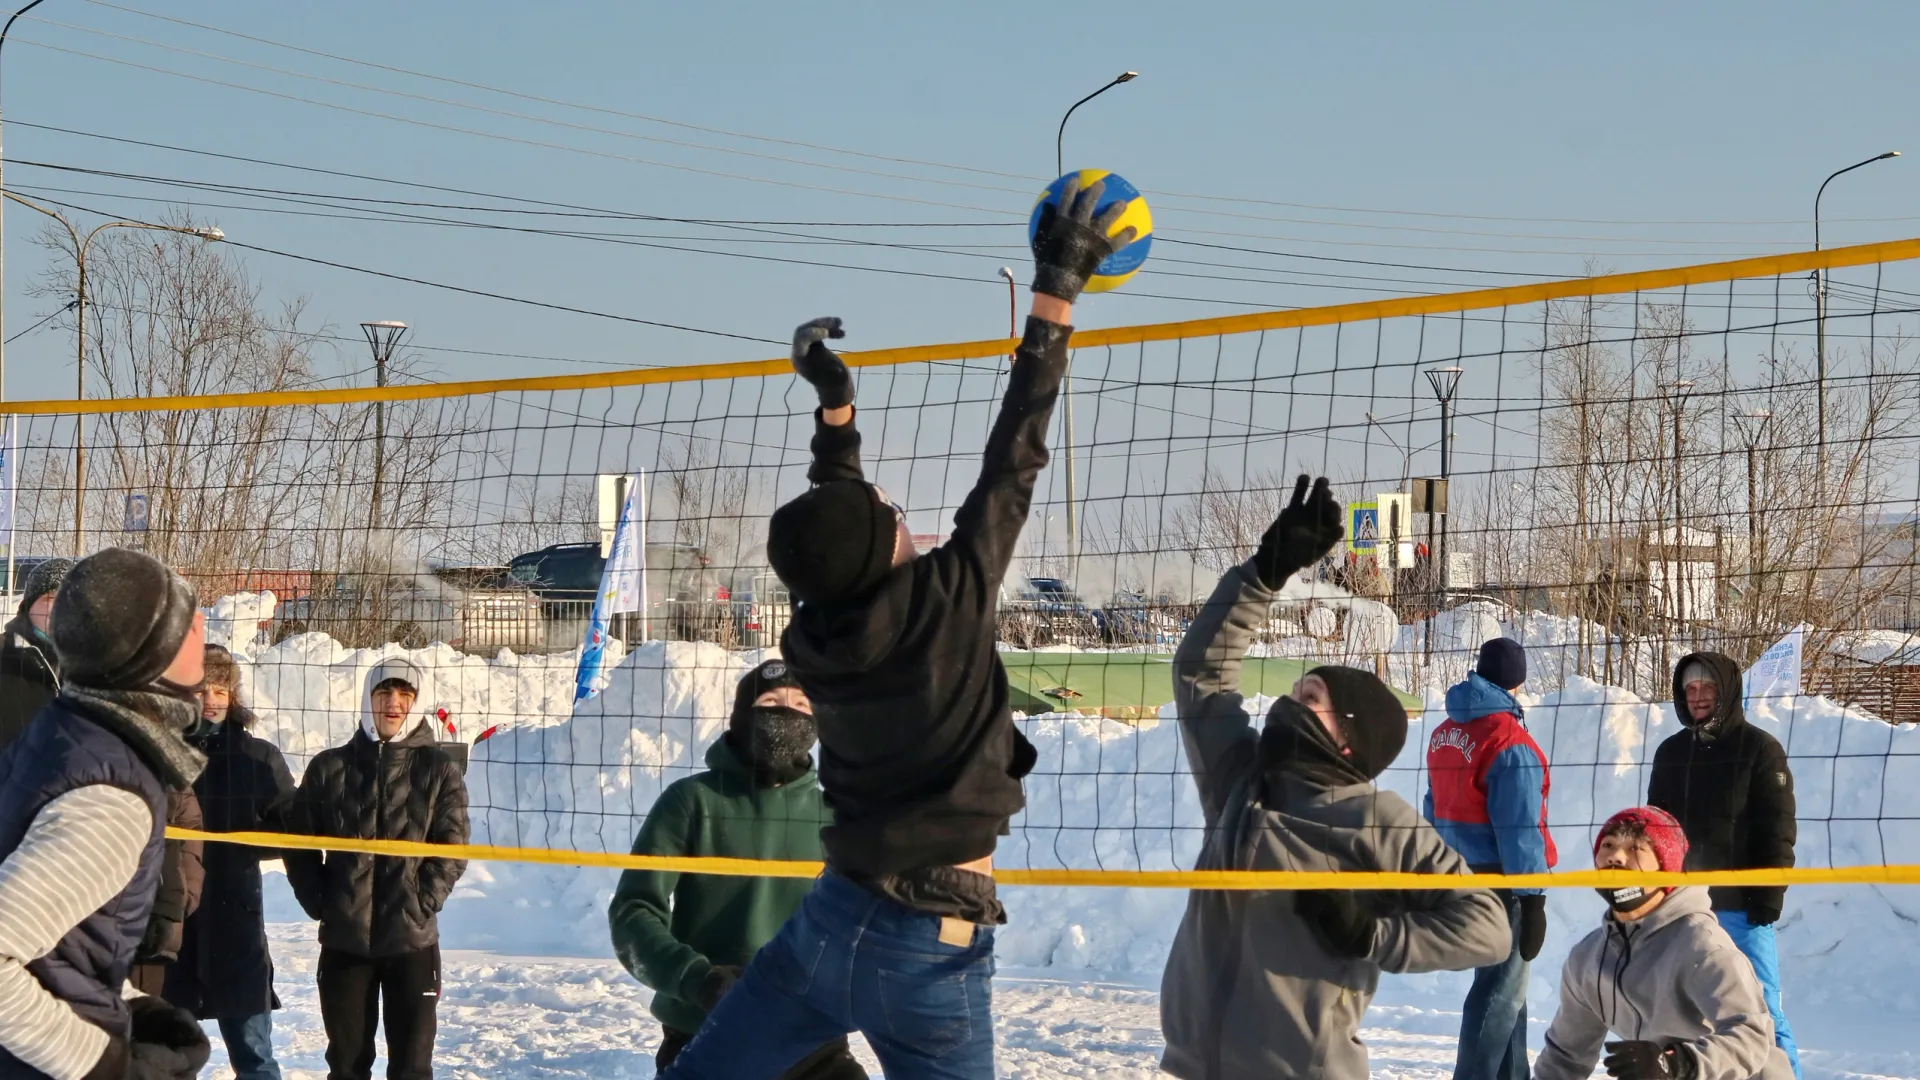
[1422,672,1557,894]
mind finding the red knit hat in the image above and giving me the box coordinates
[1594,806,1689,872]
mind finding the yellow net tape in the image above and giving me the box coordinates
[171,828,1920,890]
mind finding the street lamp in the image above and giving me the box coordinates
[1813,150,1899,471]
[0,0,52,406]
[997,267,1016,360]
[1424,363,1462,582]
[1,192,222,554]
[360,320,408,532]
[1053,71,1137,581]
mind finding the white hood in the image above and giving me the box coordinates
[361,655,432,742]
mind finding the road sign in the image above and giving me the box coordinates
[124,494,150,533]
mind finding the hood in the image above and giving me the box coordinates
[1606,882,1713,937]
[1445,671,1522,723]
[1670,650,1745,741]
[361,656,432,743]
[780,568,913,677]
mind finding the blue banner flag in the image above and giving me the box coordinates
[574,473,646,703]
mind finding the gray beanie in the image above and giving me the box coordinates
[1678,659,1718,689]
[52,548,200,690]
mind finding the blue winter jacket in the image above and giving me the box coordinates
[1423,673,1556,895]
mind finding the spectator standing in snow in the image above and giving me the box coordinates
[1158,477,1511,1080]
[1425,636,1556,1080]
[0,547,214,1080]
[1647,653,1799,1078]
[0,557,74,751]
[283,657,469,1080]
[658,176,1135,1080]
[126,786,204,998]
[166,645,296,1080]
[609,659,863,1080]
[1534,807,1792,1080]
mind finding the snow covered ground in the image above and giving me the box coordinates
[213,611,1920,1078]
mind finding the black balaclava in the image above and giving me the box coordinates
[1260,665,1409,788]
[727,658,816,786]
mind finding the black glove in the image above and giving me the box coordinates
[1515,893,1547,962]
[1745,898,1781,928]
[1294,889,1376,959]
[124,996,212,1079]
[1251,475,1345,589]
[791,317,853,409]
[1603,1040,1696,1080]
[1030,175,1139,303]
[697,964,743,1011]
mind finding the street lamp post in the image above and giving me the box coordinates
[997,267,1016,360]
[1,192,221,554]
[1813,150,1899,473]
[360,320,408,533]
[0,0,51,406]
[1053,71,1137,582]
[1424,366,1462,620]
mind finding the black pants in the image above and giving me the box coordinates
[317,946,440,1080]
[657,1026,866,1080]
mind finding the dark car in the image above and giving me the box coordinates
[1094,590,1190,647]
[997,576,1100,648]
[505,541,735,645]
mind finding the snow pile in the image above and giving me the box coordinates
[205,590,277,652]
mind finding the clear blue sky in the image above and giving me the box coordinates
[0,0,1914,401]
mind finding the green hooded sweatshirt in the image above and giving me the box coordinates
[608,735,829,1034]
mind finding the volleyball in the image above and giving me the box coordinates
[1028,169,1153,293]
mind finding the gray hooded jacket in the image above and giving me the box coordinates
[1159,563,1510,1080]
[1536,886,1793,1080]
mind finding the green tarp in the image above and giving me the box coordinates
[998,651,1422,721]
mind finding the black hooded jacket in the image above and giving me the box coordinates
[779,317,1061,889]
[1646,650,1797,917]
[0,614,58,753]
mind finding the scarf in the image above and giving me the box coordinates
[61,685,207,790]
[1258,696,1371,790]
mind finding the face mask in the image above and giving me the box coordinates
[1595,885,1658,913]
[747,705,817,767]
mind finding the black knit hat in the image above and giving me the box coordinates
[20,557,74,608]
[766,480,898,606]
[1476,637,1527,690]
[731,658,805,728]
[1306,665,1409,780]
[52,548,200,691]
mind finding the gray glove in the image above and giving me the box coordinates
[791,317,852,409]
[1030,175,1139,303]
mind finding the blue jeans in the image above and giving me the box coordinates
[1452,892,1530,1080]
[217,1012,282,1080]
[659,870,996,1080]
[1716,910,1801,1080]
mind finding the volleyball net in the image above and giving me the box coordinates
[8,237,1920,887]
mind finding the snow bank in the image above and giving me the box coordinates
[229,626,1920,1015]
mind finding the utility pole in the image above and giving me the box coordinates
[361,320,408,533]
[1734,409,1771,613]
[1664,380,1695,635]
[1425,365,1462,626]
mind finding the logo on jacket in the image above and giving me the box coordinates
[1429,725,1476,763]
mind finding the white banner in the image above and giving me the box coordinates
[1744,624,1807,702]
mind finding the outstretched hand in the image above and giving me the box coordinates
[1251,475,1344,589]
[791,316,853,409]
[1030,175,1139,304]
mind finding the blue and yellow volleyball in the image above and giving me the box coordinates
[1027,169,1153,294]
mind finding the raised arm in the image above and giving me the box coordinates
[1173,476,1344,820]
[1366,798,1511,974]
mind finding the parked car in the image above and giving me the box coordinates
[1094,590,1190,647]
[505,541,736,645]
[271,565,546,653]
[997,576,1101,648]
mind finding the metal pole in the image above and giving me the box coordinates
[0,0,50,408]
[70,241,82,555]
[1437,397,1450,608]
[1671,392,1685,631]
[1813,151,1900,476]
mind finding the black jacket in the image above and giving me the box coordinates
[1647,650,1797,917]
[780,315,1061,882]
[282,720,469,957]
[166,706,298,1018]
[0,617,58,753]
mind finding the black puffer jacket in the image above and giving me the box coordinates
[282,709,469,958]
[1647,650,1797,918]
[0,616,59,752]
[167,704,297,1018]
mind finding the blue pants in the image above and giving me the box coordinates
[217,1012,282,1080]
[1716,911,1801,1080]
[1452,892,1530,1080]
[659,870,996,1080]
